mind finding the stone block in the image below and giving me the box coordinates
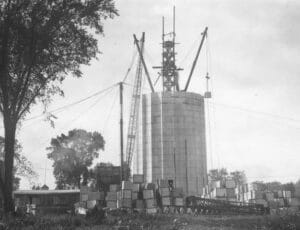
[106,192,117,201]
[122,181,133,190]
[117,190,132,199]
[107,201,117,209]
[88,192,105,201]
[133,174,144,183]
[162,197,171,206]
[110,184,120,192]
[132,183,140,192]
[146,208,157,214]
[145,199,157,208]
[117,199,132,208]
[143,189,154,199]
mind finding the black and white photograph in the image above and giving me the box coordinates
[0,0,299,229]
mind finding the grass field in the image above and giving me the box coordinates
[2,211,300,230]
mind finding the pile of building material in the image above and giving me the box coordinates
[117,181,133,209]
[75,186,105,214]
[160,179,184,206]
[132,174,145,211]
[106,184,119,209]
[248,183,299,210]
[204,178,299,210]
[159,179,171,207]
[104,174,158,213]
[101,175,185,214]
[144,183,157,214]
[204,178,248,202]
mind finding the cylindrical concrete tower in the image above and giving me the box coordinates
[133,91,207,196]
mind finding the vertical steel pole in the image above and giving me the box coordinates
[185,139,189,194]
[173,147,176,188]
[162,16,165,91]
[119,82,124,182]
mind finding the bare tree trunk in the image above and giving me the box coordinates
[3,116,16,214]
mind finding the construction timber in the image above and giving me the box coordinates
[185,196,269,215]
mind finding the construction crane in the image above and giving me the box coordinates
[125,33,145,178]
[184,27,208,91]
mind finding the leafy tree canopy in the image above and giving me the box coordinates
[47,129,104,189]
[208,168,247,185]
[208,168,228,181]
[230,170,247,185]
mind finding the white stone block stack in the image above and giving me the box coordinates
[77,186,105,211]
[132,174,144,211]
[283,190,292,198]
[287,198,300,207]
[105,184,120,209]
[206,178,251,202]
[143,188,157,213]
[159,179,171,207]
[116,181,133,209]
[248,182,299,209]
[106,189,118,209]
[171,187,184,207]
[211,188,226,199]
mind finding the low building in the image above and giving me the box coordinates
[14,189,80,214]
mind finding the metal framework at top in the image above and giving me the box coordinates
[154,6,182,92]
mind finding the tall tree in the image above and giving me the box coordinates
[230,170,247,185]
[47,129,104,189]
[0,0,117,212]
[0,136,38,191]
[208,168,228,181]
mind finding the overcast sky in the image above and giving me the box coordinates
[1,0,300,189]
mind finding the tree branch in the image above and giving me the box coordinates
[13,65,33,117]
[11,15,38,114]
[17,76,50,120]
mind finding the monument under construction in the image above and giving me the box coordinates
[127,8,210,196]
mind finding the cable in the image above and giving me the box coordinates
[123,82,152,93]
[63,86,116,128]
[143,48,156,68]
[41,84,117,116]
[209,101,300,124]
[102,89,118,133]
[20,86,117,186]
[178,34,201,67]
[206,33,220,169]
[122,46,138,83]
[13,83,118,125]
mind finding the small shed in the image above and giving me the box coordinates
[14,189,80,214]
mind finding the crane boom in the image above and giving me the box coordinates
[133,34,155,92]
[184,27,208,91]
[125,33,145,176]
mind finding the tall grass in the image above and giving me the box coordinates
[1,210,299,230]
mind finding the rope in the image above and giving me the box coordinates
[122,43,138,83]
